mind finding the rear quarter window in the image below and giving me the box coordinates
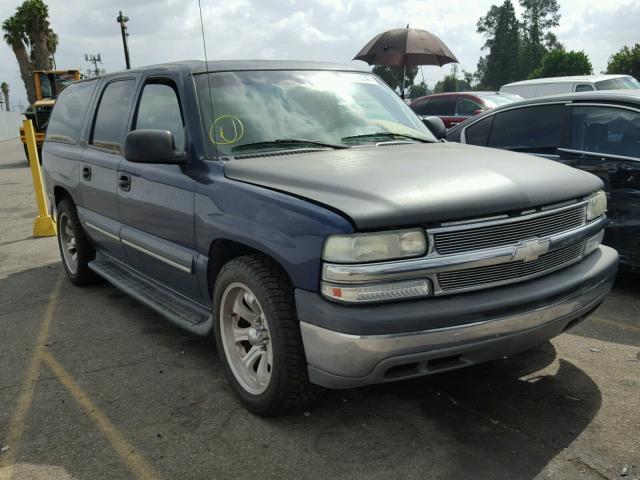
[91,79,136,153]
[45,80,98,144]
[535,83,571,97]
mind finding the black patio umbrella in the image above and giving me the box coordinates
[353,26,459,99]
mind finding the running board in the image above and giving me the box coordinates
[89,253,213,336]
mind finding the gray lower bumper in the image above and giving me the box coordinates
[297,246,618,389]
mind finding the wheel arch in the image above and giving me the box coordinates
[206,238,294,298]
[53,185,76,209]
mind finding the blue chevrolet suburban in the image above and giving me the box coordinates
[42,60,618,415]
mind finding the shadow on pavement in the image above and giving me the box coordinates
[294,343,602,479]
[0,161,28,170]
[0,264,608,479]
[569,271,640,347]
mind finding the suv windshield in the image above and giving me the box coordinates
[595,76,640,90]
[195,70,435,156]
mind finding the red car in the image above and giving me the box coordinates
[409,91,522,129]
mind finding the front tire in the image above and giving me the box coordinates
[213,255,315,415]
[56,198,99,286]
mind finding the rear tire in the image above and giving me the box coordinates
[56,198,99,286]
[213,254,316,415]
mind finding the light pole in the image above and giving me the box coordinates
[84,53,103,77]
[116,11,131,70]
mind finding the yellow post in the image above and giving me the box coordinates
[23,119,56,237]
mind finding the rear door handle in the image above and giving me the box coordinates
[118,174,131,192]
[82,165,91,181]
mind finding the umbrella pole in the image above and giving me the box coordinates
[402,63,406,100]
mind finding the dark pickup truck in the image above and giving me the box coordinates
[43,60,618,415]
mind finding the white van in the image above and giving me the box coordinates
[499,74,640,99]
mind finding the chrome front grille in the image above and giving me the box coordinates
[434,205,586,255]
[321,198,606,302]
[438,240,586,291]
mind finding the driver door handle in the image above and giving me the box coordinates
[118,173,131,192]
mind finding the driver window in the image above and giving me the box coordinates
[134,82,185,149]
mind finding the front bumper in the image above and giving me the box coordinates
[297,245,618,389]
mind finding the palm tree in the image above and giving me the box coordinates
[2,15,35,103]
[17,0,51,71]
[46,28,57,68]
[1,82,10,111]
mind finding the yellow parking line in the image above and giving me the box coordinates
[42,351,160,480]
[0,274,63,480]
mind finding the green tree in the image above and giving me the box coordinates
[408,82,430,99]
[433,74,471,93]
[2,0,57,103]
[46,29,58,68]
[519,0,561,77]
[2,15,35,103]
[372,64,418,98]
[476,0,522,89]
[529,49,592,79]
[1,82,10,111]
[607,43,640,80]
[17,0,53,70]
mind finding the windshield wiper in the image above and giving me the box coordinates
[508,146,558,154]
[341,132,432,143]
[231,138,348,152]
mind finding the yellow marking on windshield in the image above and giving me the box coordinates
[210,115,244,145]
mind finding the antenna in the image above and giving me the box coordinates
[197,0,217,149]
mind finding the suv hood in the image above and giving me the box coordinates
[224,142,603,230]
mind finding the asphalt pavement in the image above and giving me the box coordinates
[0,138,638,480]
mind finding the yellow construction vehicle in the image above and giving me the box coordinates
[20,69,82,160]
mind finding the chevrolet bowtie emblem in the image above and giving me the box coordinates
[513,238,551,263]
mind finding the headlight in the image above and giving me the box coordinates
[322,229,427,263]
[586,190,607,221]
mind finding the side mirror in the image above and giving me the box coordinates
[421,116,446,140]
[124,129,186,164]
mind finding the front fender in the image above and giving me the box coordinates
[195,163,354,293]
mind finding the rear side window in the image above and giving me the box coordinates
[465,116,494,146]
[570,106,640,159]
[456,97,482,116]
[488,104,568,154]
[575,84,594,92]
[46,80,97,144]
[411,100,430,116]
[423,97,454,116]
[535,83,571,97]
[133,82,185,148]
[91,79,136,153]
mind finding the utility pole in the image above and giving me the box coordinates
[116,11,131,70]
[84,53,103,77]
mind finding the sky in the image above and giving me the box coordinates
[0,0,638,110]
